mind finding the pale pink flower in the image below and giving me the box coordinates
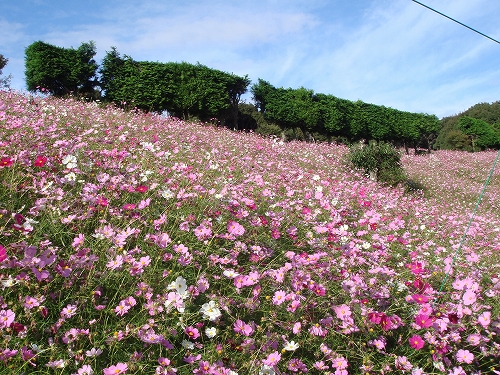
[262,351,281,366]
[478,311,491,328]
[462,290,476,306]
[0,309,15,328]
[234,319,254,336]
[227,221,245,237]
[60,304,77,319]
[333,304,352,320]
[103,362,128,375]
[24,296,40,309]
[456,349,474,364]
[72,234,85,248]
[272,290,286,305]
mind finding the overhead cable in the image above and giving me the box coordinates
[412,0,500,45]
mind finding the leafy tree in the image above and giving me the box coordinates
[100,50,249,123]
[251,79,276,113]
[225,74,251,130]
[0,54,12,88]
[457,116,500,151]
[25,41,98,96]
[316,94,350,137]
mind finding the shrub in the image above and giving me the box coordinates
[346,140,407,186]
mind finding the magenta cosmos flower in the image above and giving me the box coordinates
[0,245,7,262]
[135,185,148,193]
[185,326,200,340]
[34,155,47,167]
[409,334,425,350]
[0,157,13,167]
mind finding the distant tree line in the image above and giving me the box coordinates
[249,79,441,152]
[22,40,500,150]
[435,102,500,151]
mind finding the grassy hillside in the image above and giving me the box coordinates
[0,91,499,374]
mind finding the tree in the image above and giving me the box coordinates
[25,41,98,96]
[0,54,12,88]
[225,74,251,129]
[251,79,275,113]
[457,116,500,151]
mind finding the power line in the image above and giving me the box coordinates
[412,0,500,45]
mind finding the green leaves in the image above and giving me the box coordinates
[346,141,407,186]
[99,51,249,123]
[458,116,500,151]
[25,41,98,96]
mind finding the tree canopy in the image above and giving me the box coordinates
[25,41,98,96]
[100,49,249,126]
[0,54,11,88]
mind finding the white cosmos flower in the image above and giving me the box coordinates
[259,365,275,375]
[174,276,187,295]
[199,300,222,321]
[62,154,77,169]
[64,172,76,182]
[181,339,194,349]
[223,269,239,278]
[205,327,217,338]
[283,340,299,351]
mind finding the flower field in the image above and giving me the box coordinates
[0,90,499,375]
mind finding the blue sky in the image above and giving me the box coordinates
[1,0,499,118]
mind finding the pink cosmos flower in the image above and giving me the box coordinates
[415,313,433,328]
[0,157,13,167]
[478,311,491,328]
[185,326,200,340]
[0,309,15,328]
[96,197,109,207]
[103,362,128,374]
[262,351,281,366]
[24,296,40,309]
[395,356,413,371]
[72,234,85,248]
[409,334,425,350]
[61,304,77,319]
[456,349,474,364]
[333,356,348,370]
[227,221,245,237]
[333,304,352,320]
[411,294,429,304]
[135,185,148,193]
[462,290,477,306]
[292,322,301,334]
[233,319,254,336]
[309,323,327,337]
[272,290,286,305]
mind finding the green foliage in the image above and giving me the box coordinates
[0,54,11,88]
[346,141,407,186]
[25,41,98,96]
[457,116,500,151]
[251,80,440,147]
[99,49,249,124]
[238,102,281,136]
[435,101,500,151]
